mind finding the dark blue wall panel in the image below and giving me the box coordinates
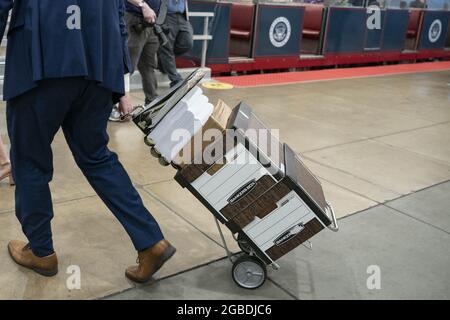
[418,11,450,50]
[253,4,304,57]
[188,1,231,64]
[364,10,385,50]
[324,8,366,54]
[381,10,409,51]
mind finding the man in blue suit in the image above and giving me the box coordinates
[1,0,175,283]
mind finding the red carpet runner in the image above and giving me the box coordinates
[214,61,450,87]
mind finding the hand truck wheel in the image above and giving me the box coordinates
[237,233,252,255]
[150,147,161,158]
[232,254,267,290]
[144,135,156,147]
[158,157,170,167]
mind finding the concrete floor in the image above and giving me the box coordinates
[106,180,450,300]
[0,70,449,299]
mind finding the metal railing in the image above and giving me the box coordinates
[188,11,214,68]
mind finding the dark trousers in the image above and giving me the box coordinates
[126,12,160,104]
[7,78,164,257]
[158,13,193,87]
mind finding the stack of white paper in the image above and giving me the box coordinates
[149,86,213,162]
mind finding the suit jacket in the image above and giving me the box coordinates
[0,0,133,102]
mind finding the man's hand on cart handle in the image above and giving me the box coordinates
[118,95,134,116]
[118,95,144,121]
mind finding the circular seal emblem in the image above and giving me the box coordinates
[428,19,442,43]
[269,17,291,48]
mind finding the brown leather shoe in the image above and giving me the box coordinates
[8,240,58,277]
[125,239,176,283]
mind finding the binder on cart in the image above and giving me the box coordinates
[132,69,206,135]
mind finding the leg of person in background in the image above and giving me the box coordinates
[158,14,183,87]
[174,14,193,57]
[138,27,160,105]
[7,78,175,281]
[0,135,14,185]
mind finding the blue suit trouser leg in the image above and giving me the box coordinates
[7,78,164,257]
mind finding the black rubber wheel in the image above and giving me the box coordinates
[232,255,267,290]
[150,147,161,158]
[237,233,252,254]
[144,136,156,147]
[158,157,170,167]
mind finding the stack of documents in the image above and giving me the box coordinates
[149,86,214,162]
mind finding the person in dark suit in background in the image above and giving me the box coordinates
[1,0,175,283]
[110,0,161,122]
[410,0,427,8]
[399,1,408,9]
[158,0,193,87]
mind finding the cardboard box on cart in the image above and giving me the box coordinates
[173,99,234,168]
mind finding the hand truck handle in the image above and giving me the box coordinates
[120,105,145,121]
[326,201,339,232]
